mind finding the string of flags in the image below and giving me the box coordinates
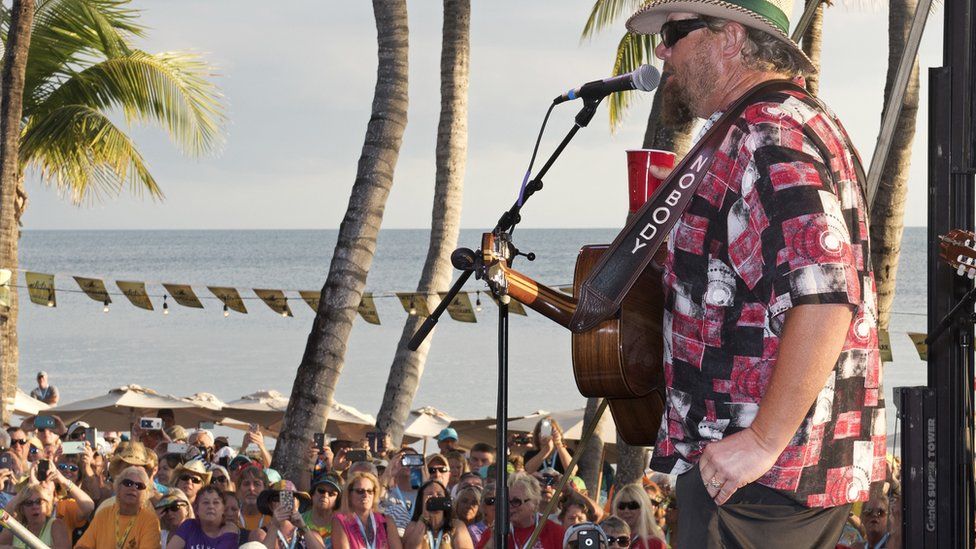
[1,268,937,361]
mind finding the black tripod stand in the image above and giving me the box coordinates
[408,97,602,544]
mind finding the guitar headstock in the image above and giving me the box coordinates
[940,228,976,279]
[481,232,512,295]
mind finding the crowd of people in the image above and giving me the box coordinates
[0,406,905,549]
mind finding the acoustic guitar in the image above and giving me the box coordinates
[479,231,665,445]
[940,228,976,277]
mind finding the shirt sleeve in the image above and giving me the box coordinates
[727,117,861,319]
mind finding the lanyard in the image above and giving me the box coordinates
[509,515,538,549]
[114,509,135,549]
[391,487,411,510]
[277,528,299,549]
[871,532,890,549]
[355,513,378,549]
[425,529,445,549]
[542,453,556,470]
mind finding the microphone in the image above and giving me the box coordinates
[553,64,661,105]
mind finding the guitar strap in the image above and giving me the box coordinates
[570,79,842,333]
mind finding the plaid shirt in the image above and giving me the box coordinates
[652,87,885,507]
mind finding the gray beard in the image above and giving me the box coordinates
[659,74,697,127]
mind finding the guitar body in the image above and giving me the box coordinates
[572,245,666,446]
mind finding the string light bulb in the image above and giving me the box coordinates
[223,304,230,318]
[280,298,289,317]
[408,298,417,316]
[46,289,54,308]
[102,300,110,313]
[475,291,482,312]
[162,296,169,315]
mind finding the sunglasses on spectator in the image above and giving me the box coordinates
[10,439,27,446]
[160,504,186,514]
[211,476,228,485]
[179,475,203,485]
[103,437,118,444]
[352,488,375,496]
[22,498,43,507]
[315,487,338,495]
[428,466,450,474]
[121,479,147,491]
[509,497,528,508]
[862,507,888,518]
[69,432,85,440]
[659,18,708,49]
[616,501,641,511]
[607,536,631,547]
[57,463,79,473]
[484,497,496,506]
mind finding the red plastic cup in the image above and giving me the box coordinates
[627,149,677,212]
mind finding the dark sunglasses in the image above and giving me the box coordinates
[121,478,147,491]
[315,487,338,495]
[428,466,449,474]
[211,476,229,485]
[509,497,527,508]
[179,475,203,485]
[352,488,375,496]
[57,463,79,472]
[607,536,631,547]
[660,18,708,48]
[616,501,641,511]
[10,439,27,446]
[160,503,186,514]
[484,497,496,506]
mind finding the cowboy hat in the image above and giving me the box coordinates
[626,0,817,74]
[108,441,152,478]
[171,459,212,486]
[257,479,312,515]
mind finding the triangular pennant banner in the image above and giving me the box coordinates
[0,269,12,308]
[74,277,111,304]
[254,289,293,317]
[300,290,320,313]
[25,272,56,307]
[491,294,528,316]
[907,332,928,361]
[117,281,153,310]
[209,286,247,314]
[358,293,380,325]
[163,284,204,308]
[439,291,477,323]
[397,292,430,317]
[878,330,893,363]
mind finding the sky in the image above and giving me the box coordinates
[24,1,943,230]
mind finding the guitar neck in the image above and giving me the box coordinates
[500,265,577,328]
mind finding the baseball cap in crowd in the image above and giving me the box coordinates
[66,421,89,440]
[436,428,458,442]
[36,371,46,379]
[166,425,188,442]
[563,522,608,549]
[154,489,192,510]
[310,473,342,493]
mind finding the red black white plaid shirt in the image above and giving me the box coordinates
[653,88,886,507]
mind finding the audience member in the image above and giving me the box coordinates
[437,429,459,454]
[30,371,59,405]
[453,485,483,545]
[610,484,665,549]
[155,490,193,547]
[332,472,401,549]
[75,465,162,549]
[0,481,70,548]
[402,479,473,549]
[523,418,572,474]
[476,472,563,549]
[167,484,240,548]
[467,444,494,474]
[303,474,341,547]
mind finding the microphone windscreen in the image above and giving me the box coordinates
[632,64,661,92]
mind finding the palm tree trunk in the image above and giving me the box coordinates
[602,79,694,486]
[0,0,35,424]
[869,0,919,331]
[800,0,824,95]
[375,0,470,446]
[272,0,409,480]
[576,397,610,493]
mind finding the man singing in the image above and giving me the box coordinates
[626,0,885,546]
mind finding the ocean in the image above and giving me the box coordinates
[18,228,929,436]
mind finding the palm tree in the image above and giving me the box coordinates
[375,0,469,446]
[272,0,410,481]
[870,0,920,331]
[0,0,226,419]
[0,0,35,424]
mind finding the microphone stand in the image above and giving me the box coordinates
[408,97,603,541]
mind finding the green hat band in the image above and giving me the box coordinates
[729,0,790,34]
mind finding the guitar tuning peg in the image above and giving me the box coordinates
[969,268,976,280]
[959,264,967,276]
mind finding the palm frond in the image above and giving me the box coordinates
[607,32,656,131]
[20,104,160,203]
[24,0,143,114]
[581,0,647,41]
[38,50,226,156]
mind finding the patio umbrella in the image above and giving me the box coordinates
[46,385,221,431]
[507,408,618,442]
[404,406,455,439]
[9,389,50,417]
[220,390,376,439]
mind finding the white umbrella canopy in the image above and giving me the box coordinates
[47,385,221,431]
[404,406,455,439]
[10,388,50,417]
[220,390,376,439]
[507,408,618,443]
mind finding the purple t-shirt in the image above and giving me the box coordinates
[174,519,238,549]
